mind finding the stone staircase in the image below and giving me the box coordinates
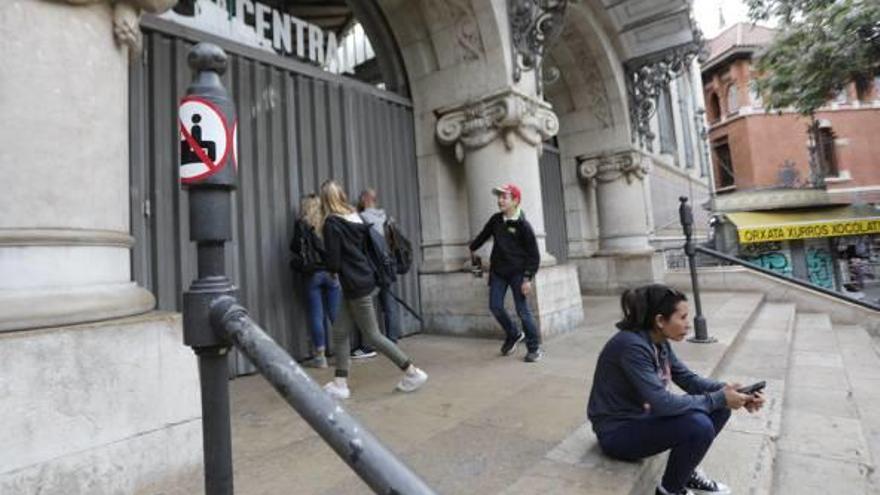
[525,296,880,495]
[167,290,878,494]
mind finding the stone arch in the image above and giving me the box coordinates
[541,1,633,260]
[373,0,521,271]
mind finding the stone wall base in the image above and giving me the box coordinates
[420,264,584,341]
[572,251,665,293]
[0,312,202,495]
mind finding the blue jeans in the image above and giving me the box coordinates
[304,271,341,351]
[377,284,401,342]
[598,409,731,492]
[488,272,540,352]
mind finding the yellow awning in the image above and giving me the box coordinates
[726,207,880,244]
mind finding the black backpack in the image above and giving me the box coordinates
[384,220,414,275]
[289,221,321,273]
[363,224,397,288]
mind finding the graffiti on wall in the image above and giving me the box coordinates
[740,242,793,277]
[805,245,835,289]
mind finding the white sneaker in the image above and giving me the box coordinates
[323,381,350,400]
[396,367,428,393]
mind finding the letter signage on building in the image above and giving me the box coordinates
[161,0,374,75]
[738,218,880,244]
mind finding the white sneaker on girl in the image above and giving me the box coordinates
[396,367,428,392]
[323,380,351,400]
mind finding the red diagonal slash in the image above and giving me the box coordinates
[179,120,221,172]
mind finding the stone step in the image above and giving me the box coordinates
[698,302,797,495]
[499,292,767,495]
[769,318,879,494]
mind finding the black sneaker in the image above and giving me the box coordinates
[500,332,524,356]
[351,349,377,359]
[524,348,544,362]
[656,487,693,495]
[685,469,730,494]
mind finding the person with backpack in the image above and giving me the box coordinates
[358,188,404,343]
[319,180,428,400]
[289,194,340,369]
[469,183,543,362]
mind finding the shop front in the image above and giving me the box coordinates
[723,206,880,300]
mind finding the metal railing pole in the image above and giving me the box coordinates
[209,298,438,495]
[179,43,240,495]
[678,196,716,343]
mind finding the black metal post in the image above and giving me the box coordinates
[210,298,438,495]
[678,196,716,343]
[179,43,240,495]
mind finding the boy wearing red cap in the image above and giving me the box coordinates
[469,184,543,362]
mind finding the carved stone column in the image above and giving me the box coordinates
[436,88,559,263]
[577,149,653,254]
[426,89,583,340]
[575,149,662,290]
[0,0,173,332]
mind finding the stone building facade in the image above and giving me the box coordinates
[1,0,711,491]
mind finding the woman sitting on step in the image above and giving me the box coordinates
[587,284,765,495]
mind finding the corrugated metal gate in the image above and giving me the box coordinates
[130,19,421,375]
[540,143,568,263]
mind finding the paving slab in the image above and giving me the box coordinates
[772,451,875,495]
[172,293,769,494]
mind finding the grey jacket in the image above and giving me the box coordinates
[360,207,388,238]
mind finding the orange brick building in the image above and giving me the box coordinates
[700,23,880,298]
[703,23,880,202]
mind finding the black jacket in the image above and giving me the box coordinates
[469,211,540,279]
[322,215,376,298]
[289,219,327,273]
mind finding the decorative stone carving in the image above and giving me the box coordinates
[436,90,559,163]
[46,0,177,57]
[625,24,706,151]
[423,0,485,62]
[576,150,650,188]
[509,0,568,91]
[448,0,485,62]
[558,27,612,128]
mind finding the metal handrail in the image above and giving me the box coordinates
[178,42,436,495]
[694,244,880,312]
[209,297,437,495]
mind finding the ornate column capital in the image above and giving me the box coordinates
[45,0,177,57]
[576,149,650,188]
[435,89,559,163]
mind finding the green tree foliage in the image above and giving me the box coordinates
[745,0,880,115]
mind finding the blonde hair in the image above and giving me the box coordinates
[299,194,323,233]
[320,180,356,218]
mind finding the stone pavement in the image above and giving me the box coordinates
[171,293,879,494]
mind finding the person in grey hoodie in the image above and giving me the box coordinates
[358,188,401,343]
[587,284,765,495]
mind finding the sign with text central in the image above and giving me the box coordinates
[160,0,375,75]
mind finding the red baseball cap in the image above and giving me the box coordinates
[492,183,521,203]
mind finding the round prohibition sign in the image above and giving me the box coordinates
[179,96,230,183]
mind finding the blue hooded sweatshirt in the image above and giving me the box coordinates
[587,328,727,436]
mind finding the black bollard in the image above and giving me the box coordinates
[179,42,239,495]
[679,196,716,344]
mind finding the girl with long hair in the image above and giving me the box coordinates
[319,180,427,399]
[289,194,339,368]
[587,284,765,495]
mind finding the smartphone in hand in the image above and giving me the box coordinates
[737,381,766,395]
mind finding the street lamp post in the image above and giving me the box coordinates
[679,196,716,344]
